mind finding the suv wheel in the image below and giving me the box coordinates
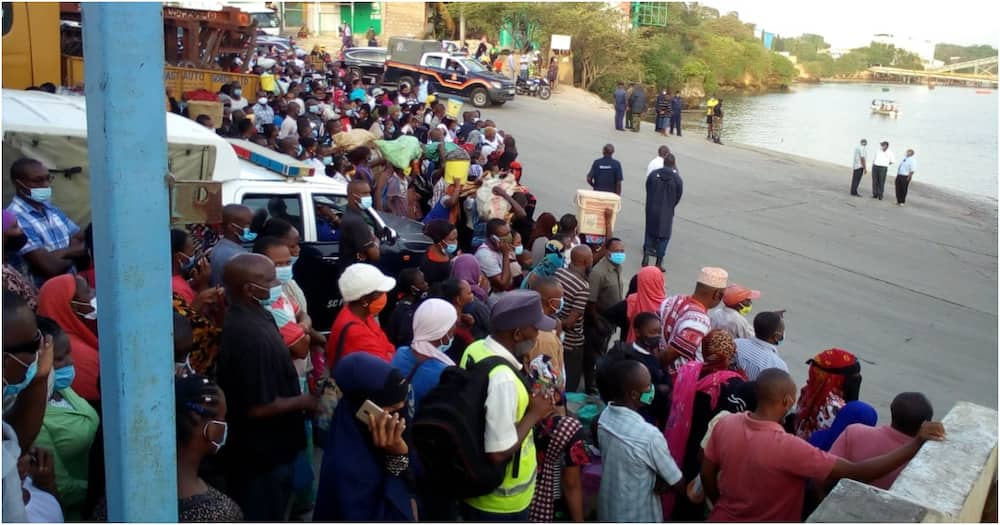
[399,75,415,90]
[470,87,489,107]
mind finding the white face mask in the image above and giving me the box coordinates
[73,297,98,321]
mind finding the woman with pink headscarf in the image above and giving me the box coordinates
[624,267,666,343]
[389,298,457,411]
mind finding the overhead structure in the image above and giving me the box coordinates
[630,2,669,28]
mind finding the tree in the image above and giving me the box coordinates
[769,53,796,85]
[934,43,998,63]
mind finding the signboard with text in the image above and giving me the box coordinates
[551,34,571,51]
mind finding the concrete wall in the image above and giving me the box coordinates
[382,2,428,40]
[809,402,998,523]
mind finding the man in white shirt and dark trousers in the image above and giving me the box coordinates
[871,141,895,200]
[850,139,867,197]
[895,149,917,206]
[646,145,669,177]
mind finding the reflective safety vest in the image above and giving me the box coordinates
[706,97,718,115]
[460,340,537,514]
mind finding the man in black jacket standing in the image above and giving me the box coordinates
[629,84,648,133]
[643,154,683,271]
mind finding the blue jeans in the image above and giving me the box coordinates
[644,232,670,259]
[461,503,529,522]
[655,115,669,131]
[614,108,625,130]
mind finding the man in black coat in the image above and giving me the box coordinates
[628,84,648,133]
[613,82,627,131]
[643,153,683,271]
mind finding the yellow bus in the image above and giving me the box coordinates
[1,2,61,89]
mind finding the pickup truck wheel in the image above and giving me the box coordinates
[399,75,415,90]
[470,88,489,107]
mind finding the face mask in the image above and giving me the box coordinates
[297,144,304,156]
[360,196,373,210]
[203,420,228,453]
[609,252,626,265]
[258,97,269,105]
[251,282,283,307]
[22,184,52,203]
[289,255,300,266]
[240,227,257,243]
[3,353,38,412]
[640,335,662,351]
[267,303,294,326]
[445,243,458,255]
[438,336,454,353]
[550,297,565,316]
[275,265,294,284]
[73,297,99,321]
[234,89,243,97]
[323,156,334,165]
[639,383,655,405]
[175,356,195,377]
[774,334,784,346]
[179,253,199,275]
[368,293,388,316]
[739,304,753,316]
[514,245,524,256]
[412,287,429,301]
[514,338,535,358]
[53,365,75,391]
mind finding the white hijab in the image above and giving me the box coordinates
[411,299,458,365]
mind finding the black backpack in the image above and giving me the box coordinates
[412,355,528,498]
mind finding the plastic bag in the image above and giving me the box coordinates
[375,136,423,169]
[475,173,518,220]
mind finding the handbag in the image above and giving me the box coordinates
[314,320,357,447]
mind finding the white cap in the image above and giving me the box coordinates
[339,263,396,302]
[697,267,729,289]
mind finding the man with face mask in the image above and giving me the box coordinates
[216,253,314,520]
[597,359,684,522]
[252,96,275,132]
[708,284,760,340]
[6,158,88,285]
[654,88,672,136]
[3,292,55,523]
[528,276,566,393]
[584,238,625,393]
[554,245,593,392]
[458,290,557,521]
[277,99,302,139]
[702,368,945,522]
[209,204,256,288]
[734,311,788,381]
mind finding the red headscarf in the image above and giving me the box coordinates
[37,275,101,401]
[625,267,666,342]
[795,348,860,440]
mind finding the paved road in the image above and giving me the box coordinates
[486,92,998,418]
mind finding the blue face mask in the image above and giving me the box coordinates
[179,253,199,275]
[446,243,459,255]
[609,252,626,266]
[323,156,334,165]
[21,183,52,203]
[551,297,565,316]
[267,303,294,326]
[438,336,454,353]
[3,353,38,412]
[53,365,75,391]
[241,227,258,243]
[360,196,373,210]
[639,383,655,405]
[251,282,283,307]
[514,245,524,256]
[275,265,294,284]
[289,255,300,266]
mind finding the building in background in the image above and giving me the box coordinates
[873,33,937,66]
[272,1,429,41]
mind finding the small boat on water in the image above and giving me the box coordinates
[976,89,993,94]
[881,87,891,92]
[870,98,901,117]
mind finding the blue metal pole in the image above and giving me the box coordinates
[81,3,177,522]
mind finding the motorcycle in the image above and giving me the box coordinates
[515,76,552,100]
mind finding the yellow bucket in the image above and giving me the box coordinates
[444,159,471,185]
[446,98,463,119]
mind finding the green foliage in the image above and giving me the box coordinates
[934,43,998,63]
[769,53,796,85]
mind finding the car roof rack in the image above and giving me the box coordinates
[229,139,315,178]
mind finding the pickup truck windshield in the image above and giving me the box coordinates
[460,58,487,73]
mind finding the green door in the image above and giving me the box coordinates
[341,2,382,37]
[283,2,303,28]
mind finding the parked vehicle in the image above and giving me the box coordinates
[515,76,551,100]
[341,46,387,83]
[1,89,431,330]
[382,37,514,107]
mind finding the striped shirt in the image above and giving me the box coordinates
[7,196,80,285]
[734,337,789,381]
[555,268,590,348]
[659,295,711,367]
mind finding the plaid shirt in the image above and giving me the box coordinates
[7,196,79,285]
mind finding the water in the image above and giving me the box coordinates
[689,83,998,199]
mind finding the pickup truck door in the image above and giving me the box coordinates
[422,54,465,96]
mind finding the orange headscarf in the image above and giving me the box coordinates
[37,275,101,401]
[625,267,666,342]
[794,348,860,440]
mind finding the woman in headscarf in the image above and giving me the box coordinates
[390,298,457,411]
[520,241,565,290]
[438,278,475,363]
[449,254,491,340]
[314,353,416,522]
[420,219,458,287]
[808,400,877,452]
[169,229,222,376]
[795,348,862,441]
[529,212,558,263]
[2,211,38,310]
[663,330,747,520]
[624,267,667,343]
[37,275,100,402]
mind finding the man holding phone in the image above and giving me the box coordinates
[475,219,515,292]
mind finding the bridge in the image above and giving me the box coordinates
[931,56,998,75]
[868,61,998,88]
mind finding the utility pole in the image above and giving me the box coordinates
[459,3,466,46]
[81,2,177,521]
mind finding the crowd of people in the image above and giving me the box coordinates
[3,43,949,524]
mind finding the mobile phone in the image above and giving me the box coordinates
[355,399,384,424]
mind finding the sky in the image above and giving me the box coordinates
[699,0,1000,50]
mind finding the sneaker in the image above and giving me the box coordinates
[898,202,905,207]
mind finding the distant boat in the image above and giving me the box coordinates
[976,89,993,94]
[881,87,891,92]
[871,98,901,117]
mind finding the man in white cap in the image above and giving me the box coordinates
[658,267,728,371]
[708,284,760,340]
[458,290,557,521]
